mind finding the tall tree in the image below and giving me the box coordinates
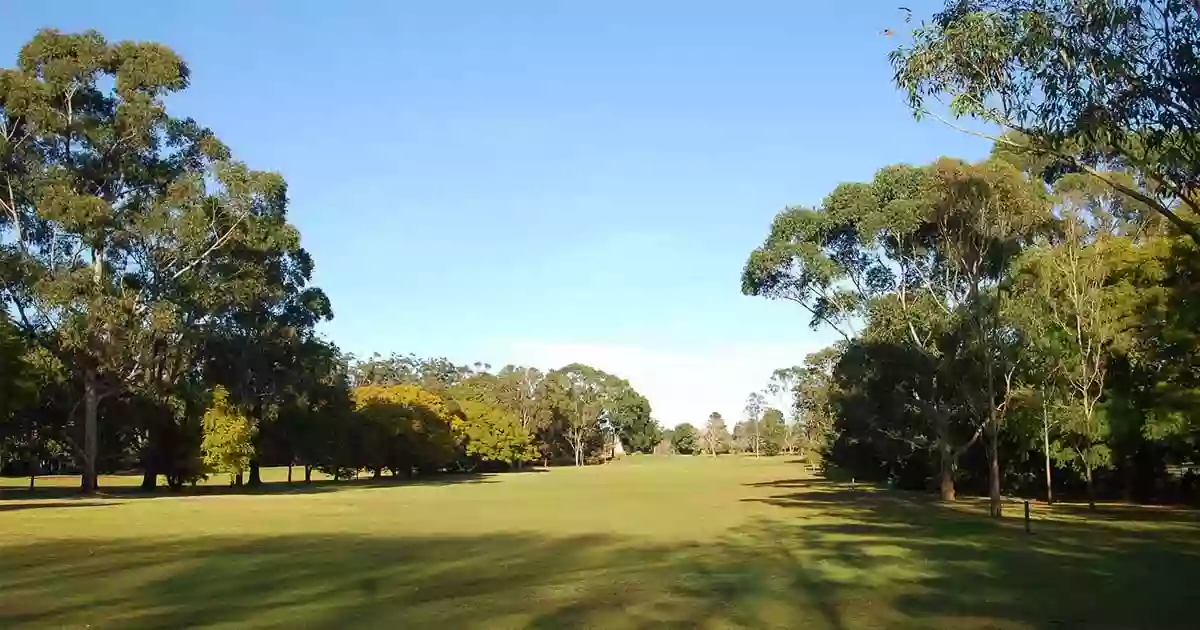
[494,365,552,439]
[549,364,608,467]
[609,388,658,454]
[759,407,787,456]
[744,156,1044,504]
[702,412,730,457]
[0,30,297,492]
[743,391,766,457]
[1014,179,1143,508]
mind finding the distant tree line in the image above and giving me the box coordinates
[0,30,659,491]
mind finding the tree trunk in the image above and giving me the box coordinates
[939,443,956,501]
[1085,464,1096,511]
[988,413,1002,518]
[27,445,37,491]
[141,467,156,491]
[81,369,99,494]
[234,472,244,487]
[1042,411,1053,505]
[304,464,312,483]
[287,462,293,484]
[247,460,262,486]
[1122,454,1135,503]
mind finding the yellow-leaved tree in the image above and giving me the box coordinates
[352,384,461,477]
[201,386,257,485]
[457,400,538,468]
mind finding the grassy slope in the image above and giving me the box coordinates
[1,456,1197,629]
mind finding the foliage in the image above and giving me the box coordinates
[671,423,699,455]
[200,387,254,479]
[352,384,460,477]
[0,29,317,492]
[459,400,538,468]
[759,408,786,456]
[747,154,1047,505]
[893,0,1200,243]
[702,412,731,456]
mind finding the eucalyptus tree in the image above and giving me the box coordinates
[743,391,766,457]
[0,30,307,491]
[744,154,1045,507]
[893,0,1200,244]
[702,412,730,457]
[548,363,608,467]
[1012,173,1149,508]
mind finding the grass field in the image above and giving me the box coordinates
[2,457,1197,629]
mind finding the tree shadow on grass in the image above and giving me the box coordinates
[0,472,502,503]
[1049,502,1200,525]
[0,500,123,513]
[741,478,1200,629]
[2,478,1198,629]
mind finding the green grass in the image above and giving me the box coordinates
[2,456,1197,629]
[0,465,335,489]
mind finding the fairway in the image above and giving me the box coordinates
[1,457,1197,630]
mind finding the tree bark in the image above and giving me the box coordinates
[140,427,157,491]
[1085,464,1096,511]
[304,464,312,483]
[1043,416,1053,505]
[141,467,156,491]
[27,444,37,491]
[247,460,262,486]
[1122,454,1135,503]
[234,472,244,487]
[81,368,99,494]
[939,442,956,501]
[988,412,1002,518]
[287,462,293,484]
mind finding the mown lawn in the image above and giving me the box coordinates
[1,456,1197,629]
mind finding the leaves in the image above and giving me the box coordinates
[893,0,1200,243]
[200,386,255,476]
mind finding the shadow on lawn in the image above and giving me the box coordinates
[0,471,509,502]
[0,500,123,513]
[2,478,1198,630]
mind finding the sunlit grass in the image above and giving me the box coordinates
[2,456,1196,629]
[0,465,334,489]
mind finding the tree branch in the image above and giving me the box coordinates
[919,107,1200,245]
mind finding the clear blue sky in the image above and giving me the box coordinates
[3,1,990,427]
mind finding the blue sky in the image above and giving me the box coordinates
[3,1,990,427]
